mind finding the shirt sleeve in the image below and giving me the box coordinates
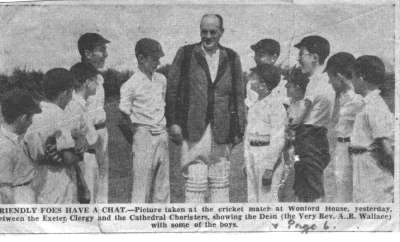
[367,103,394,140]
[87,74,106,125]
[0,146,14,185]
[23,131,45,162]
[119,80,135,116]
[245,80,259,108]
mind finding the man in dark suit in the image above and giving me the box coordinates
[167,14,245,203]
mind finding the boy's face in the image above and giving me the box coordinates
[298,47,317,74]
[139,54,161,75]
[59,89,73,110]
[15,113,33,135]
[351,71,365,95]
[85,44,108,70]
[85,76,98,97]
[285,82,303,101]
[327,71,345,93]
[254,51,277,66]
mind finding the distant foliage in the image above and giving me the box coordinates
[0,67,395,113]
[102,68,133,101]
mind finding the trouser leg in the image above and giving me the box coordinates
[83,153,99,203]
[95,128,109,203]
[131,128,153,203]
[151,133,170,203]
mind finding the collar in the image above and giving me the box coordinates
[40,101,64,113]
[72,91,88,108]
[135,67,155,82]
[364,89,381,105]
[0,125,20,144]
[201,44,220,58]
[309,65,325,79]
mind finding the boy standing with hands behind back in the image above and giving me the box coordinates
[119,38,170,203]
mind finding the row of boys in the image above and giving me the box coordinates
[0,30,394,204]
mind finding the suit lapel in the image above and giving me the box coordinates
[213,47,229,87]
[193,45,212,85]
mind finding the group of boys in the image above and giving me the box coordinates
[245,36,394,203]
[0,33,110,204]
[0,13,394,204]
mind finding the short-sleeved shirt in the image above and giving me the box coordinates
[351,89,394,148]
[87,74,106,125]
[119,70,167,132]
[303,66,335,128]
[335,90,364,138]
[0,126,36,203]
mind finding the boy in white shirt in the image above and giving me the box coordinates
[349,55,393,203]
[244,39,287,202]
[119,38,169,203]
[0,89,41,203]
[291,35,335,202]
[25,68,84,203]
[66,62,100,203]
[325,52,364,202]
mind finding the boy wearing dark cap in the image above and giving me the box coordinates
[0,89,41,203]
[292,35,335,202]
[250,38,287,102]
[24,68,82,203]
[244,39,287,202]
[77,32,110,203]
[65,62,100,203]
[349,55,393,203]
[119,38,170,203]
[325,52,364,202]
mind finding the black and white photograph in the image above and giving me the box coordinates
[0,0,397,233]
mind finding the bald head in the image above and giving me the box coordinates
[200,14,224,31]
[200,14,224,52]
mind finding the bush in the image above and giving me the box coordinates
[102,68,133,101]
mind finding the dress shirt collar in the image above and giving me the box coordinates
[364,89,381,105]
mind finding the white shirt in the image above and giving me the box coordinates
[65,92,98,146]
[87,74,106,125]
[0,126,36,188]
[24,101,78,204]
[202,46,220,82]
[303,66,335,128]
[25,101,75,160]
[335,90,364,138]
[351,89,394,147]
[245,79,287,144]
[119,70,167,131]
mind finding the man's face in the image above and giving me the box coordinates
[139,55,161,75]
[85,44,108,69]
[254,51,277,66]
[298,47,317,74]
[327,71,344,93]
[200,16,223,52]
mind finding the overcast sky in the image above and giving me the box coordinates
[0,2,395,74]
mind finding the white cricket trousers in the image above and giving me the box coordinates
[131,126,170,203]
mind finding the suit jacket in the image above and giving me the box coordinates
[166,43,245,144]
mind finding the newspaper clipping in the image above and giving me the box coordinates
[0,0,397,233]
